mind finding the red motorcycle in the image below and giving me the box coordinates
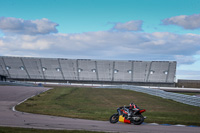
[109,106,146,125]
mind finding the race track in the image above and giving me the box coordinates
[0,86,199,133]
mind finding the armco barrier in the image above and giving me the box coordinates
[0,81,37,87]
[98,85,200,107]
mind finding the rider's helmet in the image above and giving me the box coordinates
[129,103,135,107]
[130,103,139,109]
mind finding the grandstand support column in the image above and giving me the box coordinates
[0,64,3,74]
[39,59,46,80]
[0,64,6,76]
[165,62,170,83]
[131,61,134,82]
[174,62,177,83]
[112,61,115,82]
[76,59,80,80]
[21,58,31,79]
[146,61,153,82]
[95,61,99,81]
[2,57,10,78]
[58,59,65,80]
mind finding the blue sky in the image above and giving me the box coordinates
[1,0,200,80]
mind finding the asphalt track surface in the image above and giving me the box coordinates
[0,86,200,133]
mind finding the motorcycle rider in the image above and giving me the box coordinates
[117,103,139,119]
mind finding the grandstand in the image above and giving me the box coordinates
[0,56,177,87]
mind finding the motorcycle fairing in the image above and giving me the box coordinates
[122,110,128,114]
[119,115,131,124]
[139,109,146,113]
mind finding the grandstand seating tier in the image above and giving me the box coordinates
[0,56,177,85]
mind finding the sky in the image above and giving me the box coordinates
[0,0,200,80]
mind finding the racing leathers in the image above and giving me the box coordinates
[117,104,139,119]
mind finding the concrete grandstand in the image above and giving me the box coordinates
[0,56,177,87]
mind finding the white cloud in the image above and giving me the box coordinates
[113,20,143,31]
[1,31,200,65]
[0,17,58,35]
[162,14,200,30]
[174,55,196,65]
[21,40,50,50]
[177,70,200,80]
[0,39,4,46]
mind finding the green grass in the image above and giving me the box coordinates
[16,86,200,126]
[0,126,105,133]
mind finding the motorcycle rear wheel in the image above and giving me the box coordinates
[109,114,119,124]
[132,114,144,125]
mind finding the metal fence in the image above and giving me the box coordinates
[98,85,200,107]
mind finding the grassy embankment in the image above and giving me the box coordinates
[16,86,200,126]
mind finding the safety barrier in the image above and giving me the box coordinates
[98,85,200,107]
[0,81,37,87]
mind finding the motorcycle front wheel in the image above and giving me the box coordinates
[131,114,144,125]
[109,114,119,124]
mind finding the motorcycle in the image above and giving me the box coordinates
[109,106,146,125]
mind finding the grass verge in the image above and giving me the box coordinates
[0,126,105,133]
[16,86,200,126]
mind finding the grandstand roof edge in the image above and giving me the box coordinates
[0,56,177,63]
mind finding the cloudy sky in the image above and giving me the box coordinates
[0,0,200,80]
